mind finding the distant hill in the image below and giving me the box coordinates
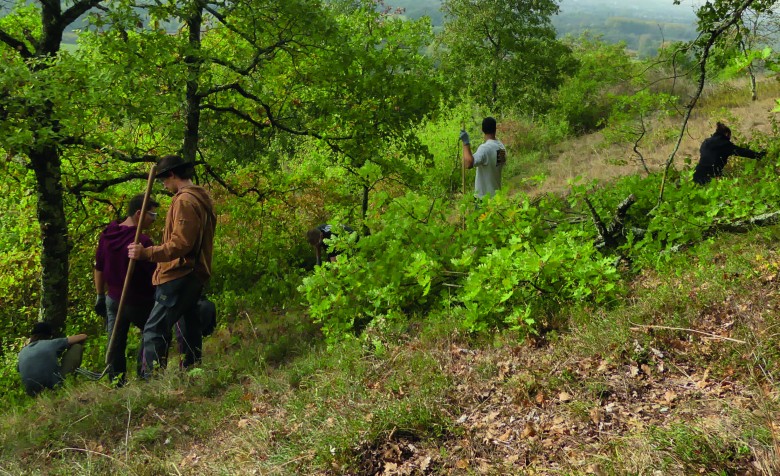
[389,0,700,56]
[1,0,701,55]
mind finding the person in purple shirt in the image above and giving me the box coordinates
[94,194,159,385]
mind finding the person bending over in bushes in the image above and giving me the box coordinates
[17,322,87,397]
[307,224,355,266]
[693,122,765,185]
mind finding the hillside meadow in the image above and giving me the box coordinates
[1,77,780,475]
[3,0,780,474]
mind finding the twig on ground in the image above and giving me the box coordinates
[629,323,746,344]
[242,310,259,340]
[125,398,132,463]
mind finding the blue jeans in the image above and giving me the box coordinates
[141,274,203,377]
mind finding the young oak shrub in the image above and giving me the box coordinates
[455,230,620,333]
[300,192,459,341]
[627,153,780,265]
[300,190,622,341]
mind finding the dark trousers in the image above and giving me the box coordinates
[106,296,153,383]
[141,274,203,377]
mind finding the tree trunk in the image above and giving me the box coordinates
[182,2,204,162]
[29,2,68,332]
[749,66,757,101]
[29,147,69,333]
[361,183,369,221]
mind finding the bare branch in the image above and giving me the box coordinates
[200,104,271,130]
[633,115,650,175]
[61,0,105,29]
[658,0,758,205]
[69,172,149,196]
[584,195,608,242]
[0,28,33,58]
[200,83,353,140]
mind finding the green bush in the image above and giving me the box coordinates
[300,190,623,341]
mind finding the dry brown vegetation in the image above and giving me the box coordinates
[518,78,780,196]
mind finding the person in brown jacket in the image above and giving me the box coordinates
[128,155,216,377]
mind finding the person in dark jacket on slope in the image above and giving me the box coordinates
[94,194,159,384]
[693,122,765,185]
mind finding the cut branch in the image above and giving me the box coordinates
[630,323,746,344]
[584,195,609,243]
[588,194,640,248]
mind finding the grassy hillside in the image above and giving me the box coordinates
[2,78,780,475]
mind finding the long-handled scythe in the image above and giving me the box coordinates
[105,165,157,369]
[460,121,466,196]
[76,164,158,381]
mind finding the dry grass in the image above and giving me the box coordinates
[517,77,780,197]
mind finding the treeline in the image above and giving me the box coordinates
[390,0,699,56]
[13,0,700,55]
[556,16,698,56]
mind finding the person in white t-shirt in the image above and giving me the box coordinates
[459,117,507,199]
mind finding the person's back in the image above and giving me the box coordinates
[473,139,506,198]
[17,322,87,397]
[460,117,507,199]
[694,133,734,184]
[693,122,764,185]
[18,338,70,396]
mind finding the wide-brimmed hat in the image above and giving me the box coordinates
[155,155,191,177]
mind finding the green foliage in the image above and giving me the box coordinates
[602,90,678,147]
[550,34,639,135]
[300,192,458,341]
[458,228,618,333]
[436,0,576,113]
[300,190,623,342]
[720,46,772,81]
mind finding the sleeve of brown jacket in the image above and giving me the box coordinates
[140,195,201,263]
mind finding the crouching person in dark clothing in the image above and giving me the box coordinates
[17,322,88,397]
[128,155,216,378]
[693,122,765,185]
